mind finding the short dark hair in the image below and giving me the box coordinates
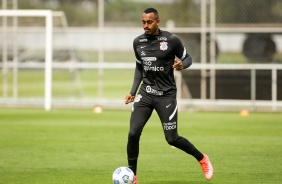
[144,8,159,19]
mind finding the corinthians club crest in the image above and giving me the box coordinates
[160,41,168,51]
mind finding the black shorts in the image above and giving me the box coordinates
[129,92,179,142]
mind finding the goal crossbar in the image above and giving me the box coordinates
[0,10,53,111]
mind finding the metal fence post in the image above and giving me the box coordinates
[272,67,277,111]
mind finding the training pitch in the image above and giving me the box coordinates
[0,108,281,183]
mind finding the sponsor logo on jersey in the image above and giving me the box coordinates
[139,38,147,42]
[158,37,167,41]
[160,41,168,51]
[146,85,163,96]
[141,57,157,62]
[163,122,177,130]
[141,57,164,72]
[141,51,146,56]
[144,65,164,72]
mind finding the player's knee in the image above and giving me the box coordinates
[165,135,179,146]
[128,131,141,143]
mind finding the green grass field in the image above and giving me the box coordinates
[1,109,282,184]
[0,69,134,99]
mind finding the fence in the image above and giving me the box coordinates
[1,0,282,111]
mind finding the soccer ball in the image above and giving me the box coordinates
[112,166,134,184]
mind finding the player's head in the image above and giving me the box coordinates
[142,8,160,35]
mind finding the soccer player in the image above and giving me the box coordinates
[124,8,214,183]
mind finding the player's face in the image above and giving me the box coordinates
[142,12,160,35]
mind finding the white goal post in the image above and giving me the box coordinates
[0,10,53,111]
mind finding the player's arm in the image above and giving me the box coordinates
[125,41,143,104]
[125,62,143,104]
[172,34,192,70]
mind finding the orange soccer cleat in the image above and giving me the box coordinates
[199,154,214,180]
[133,175,138,184]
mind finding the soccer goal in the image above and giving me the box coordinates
[0,10,80,111]
[0,10,53,110]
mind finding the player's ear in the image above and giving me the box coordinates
[156,19,160,26]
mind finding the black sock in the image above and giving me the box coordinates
[128,158,138,175]
[192,148,204,161]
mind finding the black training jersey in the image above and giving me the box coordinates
[132,29,191,97]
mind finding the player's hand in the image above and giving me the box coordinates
[124,94,135,104]
[172,59,183,71]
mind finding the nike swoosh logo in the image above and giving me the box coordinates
[166,104,172,108]
[141,46,146,49]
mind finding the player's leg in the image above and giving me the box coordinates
[127,93,153,177]
[154,97,214,180]
[154,97,200,156]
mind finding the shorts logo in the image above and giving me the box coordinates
[163,122,177,130]
[160,41,168,51]
[166,103,172,108]
[135,94,142,102]
[133,94,142,112]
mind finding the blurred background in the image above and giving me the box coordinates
[0,0,282,111]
